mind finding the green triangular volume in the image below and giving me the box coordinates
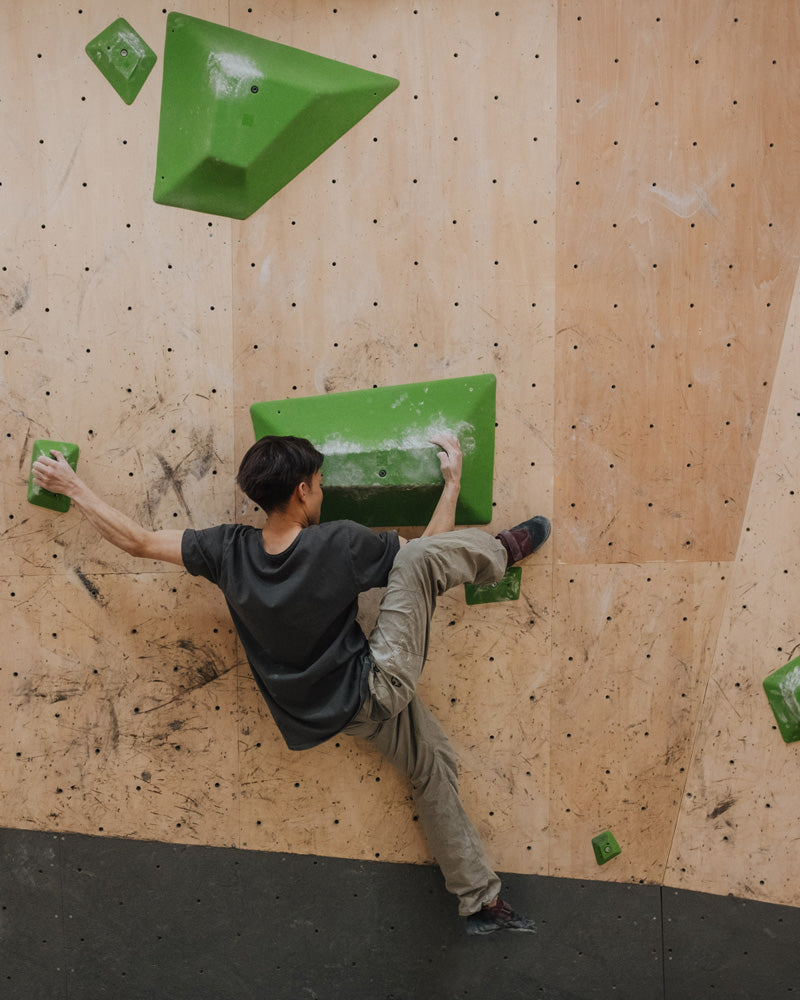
[153,12,399,219]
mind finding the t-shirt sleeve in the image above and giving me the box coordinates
[344,522,400,590]
[181,525,234,585]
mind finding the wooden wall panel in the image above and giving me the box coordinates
[1,3,238,847]
[555,0,800,565]
[2,1,236,584]
[1,573,238,846]
[665,269,800,906]
[549,562,728,881]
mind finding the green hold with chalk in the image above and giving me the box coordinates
[27,440,79,513]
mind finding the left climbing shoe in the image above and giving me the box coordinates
[466,898,537,936]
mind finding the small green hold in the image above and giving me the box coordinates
[465,566,522,605]
[763,656,800,743]
[27,440,79,513]
[85,18,157,105]
[592,830,621,865]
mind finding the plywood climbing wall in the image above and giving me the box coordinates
[1,0,799,914]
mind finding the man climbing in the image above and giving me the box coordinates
[33,433,550,935]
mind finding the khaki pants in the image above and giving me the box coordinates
[343,529,507,916]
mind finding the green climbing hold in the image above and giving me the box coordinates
[153,12,399,218]
[85,18,157,105]
[763,656,800,743]
[465,567,522,605]
[592,830,621,865]
[27,440,80,513]
[250,374,496,527]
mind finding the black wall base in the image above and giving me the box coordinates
[1,827,797,1000]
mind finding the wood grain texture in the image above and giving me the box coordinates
[555,0,800,565]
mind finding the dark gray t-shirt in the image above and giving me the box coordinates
[181,520,400,750]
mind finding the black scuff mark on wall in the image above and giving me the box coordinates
[148,428,221,524]
[708,797,736,820]
[11,281,30,314]
[73,567,106,606]
[155,453,192,519]
[1,273,31,316]
[177,638,223,686]
[135,637,232,716]
[107,699,120,751]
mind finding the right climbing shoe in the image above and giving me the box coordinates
[495,515,551,565]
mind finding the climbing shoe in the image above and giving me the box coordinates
[495,515,551,565]
[466,898,537,936]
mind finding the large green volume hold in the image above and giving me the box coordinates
[153,12,399,219]
[249,375,496,527]
[27,440,80,513]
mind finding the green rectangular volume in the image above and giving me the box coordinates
[27,440,79,513]
[465,567,522,605]
[763,656,800,743]
[250,375,496,526]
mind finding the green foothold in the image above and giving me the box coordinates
[250,374,496,527]
[763,656,800,743]
[27,440,79,513]
[85,18,157,105]
[153,12,399,218]
[465,567,522,605]
[592,831,621,865]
